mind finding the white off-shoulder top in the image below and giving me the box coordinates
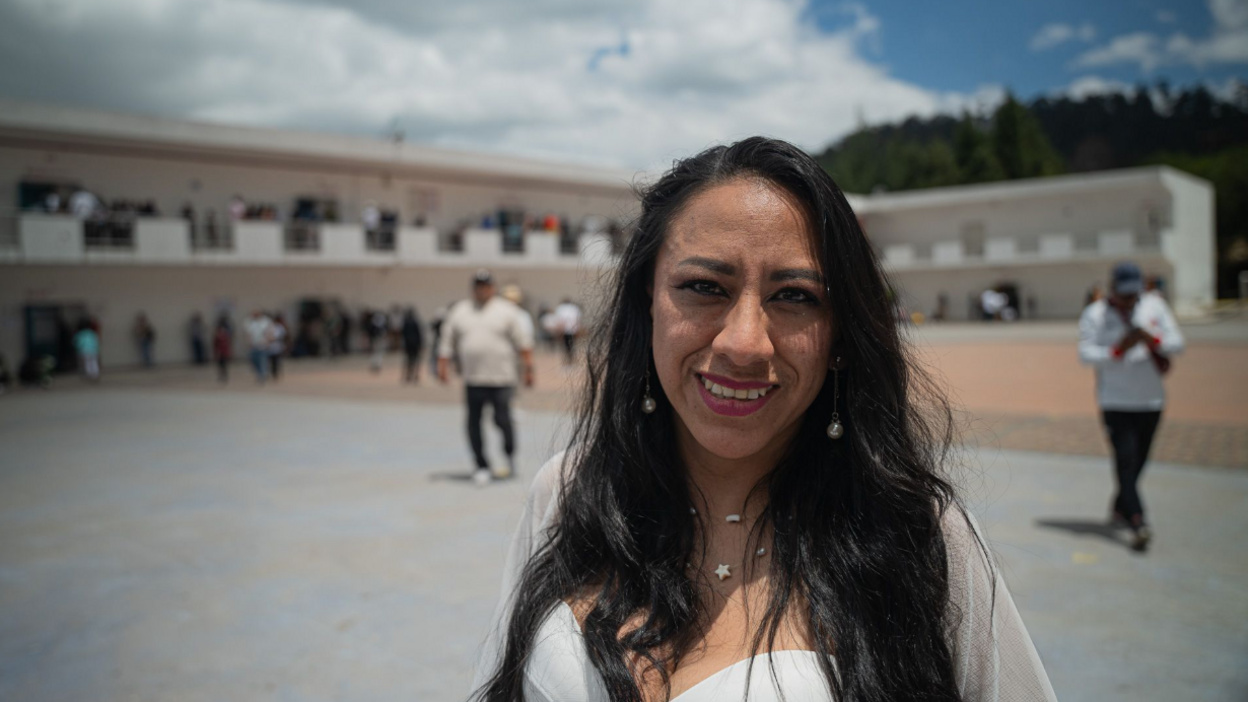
[474,452,1058,702]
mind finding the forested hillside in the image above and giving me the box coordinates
[813,84,1248,297]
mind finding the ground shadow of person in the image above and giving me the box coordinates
[1034,518,1139,552]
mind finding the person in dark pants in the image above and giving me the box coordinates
[133,313,156,368]
[189,313,207,365]
[1101,410,1162,533]
[401,307,424,384]
[1079,262,1184,552]
[269,312,287,381]
[465,385,515,475]
[437,270,535,486]
[212,317,232,383]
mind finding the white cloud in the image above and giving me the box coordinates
[1073,0,1248,71]
[1203,75,1247,101]
[1058,75,1134,100]
[935,84,1006,115]
[1029,22,1096,51]
[1210,0,1248,30]
[0,0,991,170]
[1073,32,1166,71]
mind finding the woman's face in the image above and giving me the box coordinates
[650,177,835,462]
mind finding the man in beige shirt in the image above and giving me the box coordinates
[438,269,535,485]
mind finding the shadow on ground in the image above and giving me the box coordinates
[1034,518,1134,550]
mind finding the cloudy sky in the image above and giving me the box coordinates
[0,0,1243,169]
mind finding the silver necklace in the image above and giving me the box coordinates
[689,507,768,581]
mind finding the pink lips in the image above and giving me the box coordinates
[699,372,774,390]
[696,372,777,417]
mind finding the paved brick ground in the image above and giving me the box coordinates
[910,323,1248,469]
[1,386,1245,702]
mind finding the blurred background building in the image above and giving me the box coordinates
[853,166,1214,321]
[0,100,635,368]
[0,100,1215,367]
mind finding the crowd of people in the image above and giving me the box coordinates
[28,183,636,261]
[40,187,160,220]
[4,284,578,392]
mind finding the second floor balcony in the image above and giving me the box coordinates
[878,228,1168,271]
[0,213,619,269]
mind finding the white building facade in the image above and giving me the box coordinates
[0,101,637,368]
[852,167,1215,322]
[0,101,1216,369]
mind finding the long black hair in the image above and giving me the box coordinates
[474,137,964,701]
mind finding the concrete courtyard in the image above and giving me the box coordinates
[1,321,1247,701]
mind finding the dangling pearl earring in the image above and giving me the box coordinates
[641,365,657,414]
[827,358,844,440]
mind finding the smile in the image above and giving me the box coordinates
[696,372,778,417]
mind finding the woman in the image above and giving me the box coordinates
[473,138,1055,701]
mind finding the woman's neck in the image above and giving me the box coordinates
[675,421,796,519]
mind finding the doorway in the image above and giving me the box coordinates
[24,303,88,373]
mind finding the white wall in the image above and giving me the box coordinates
[1160,170,1216,315]
[862,183,1172,252]
[0,264,612,368]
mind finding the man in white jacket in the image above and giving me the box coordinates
[1078,262,1184,551]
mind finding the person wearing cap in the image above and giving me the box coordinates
[1078,261,1184,551]
[438,269,535,486]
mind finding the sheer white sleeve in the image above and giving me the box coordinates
[472,451,569,693]
[943,507,1059,702]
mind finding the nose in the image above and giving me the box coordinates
[711,296,774,367]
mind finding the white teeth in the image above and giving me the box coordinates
[700,375,776,401]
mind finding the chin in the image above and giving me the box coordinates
[684,422,778,461]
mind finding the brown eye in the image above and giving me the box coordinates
[677,280,726,297]
[774,288,818,305]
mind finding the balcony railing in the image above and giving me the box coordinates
[364,224,396,252]
[84,215,137,250]
[881,230,1164,269]
[0,216,18,250]
[190,222,234,251]
[7,214,619,268]
[284,222,321,252]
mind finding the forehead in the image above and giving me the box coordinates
[659,178,817,269]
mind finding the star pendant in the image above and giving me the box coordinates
[714,564,732,581]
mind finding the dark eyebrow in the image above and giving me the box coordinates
[770,268,823,285]
[676,257,736,275]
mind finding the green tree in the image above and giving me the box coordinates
[883,139,961,190]
[991,93,1064,179]
[1149,145,1248,297]
[953,113,1004,184]
[821,129,887,193]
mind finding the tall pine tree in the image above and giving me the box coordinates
[991,93,1063,180]
[953,113,1004,183]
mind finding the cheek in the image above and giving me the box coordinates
[650,293,711,380]
[779,318,834,380]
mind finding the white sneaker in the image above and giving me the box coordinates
[495,457,515,480]
[472,469,492,487]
